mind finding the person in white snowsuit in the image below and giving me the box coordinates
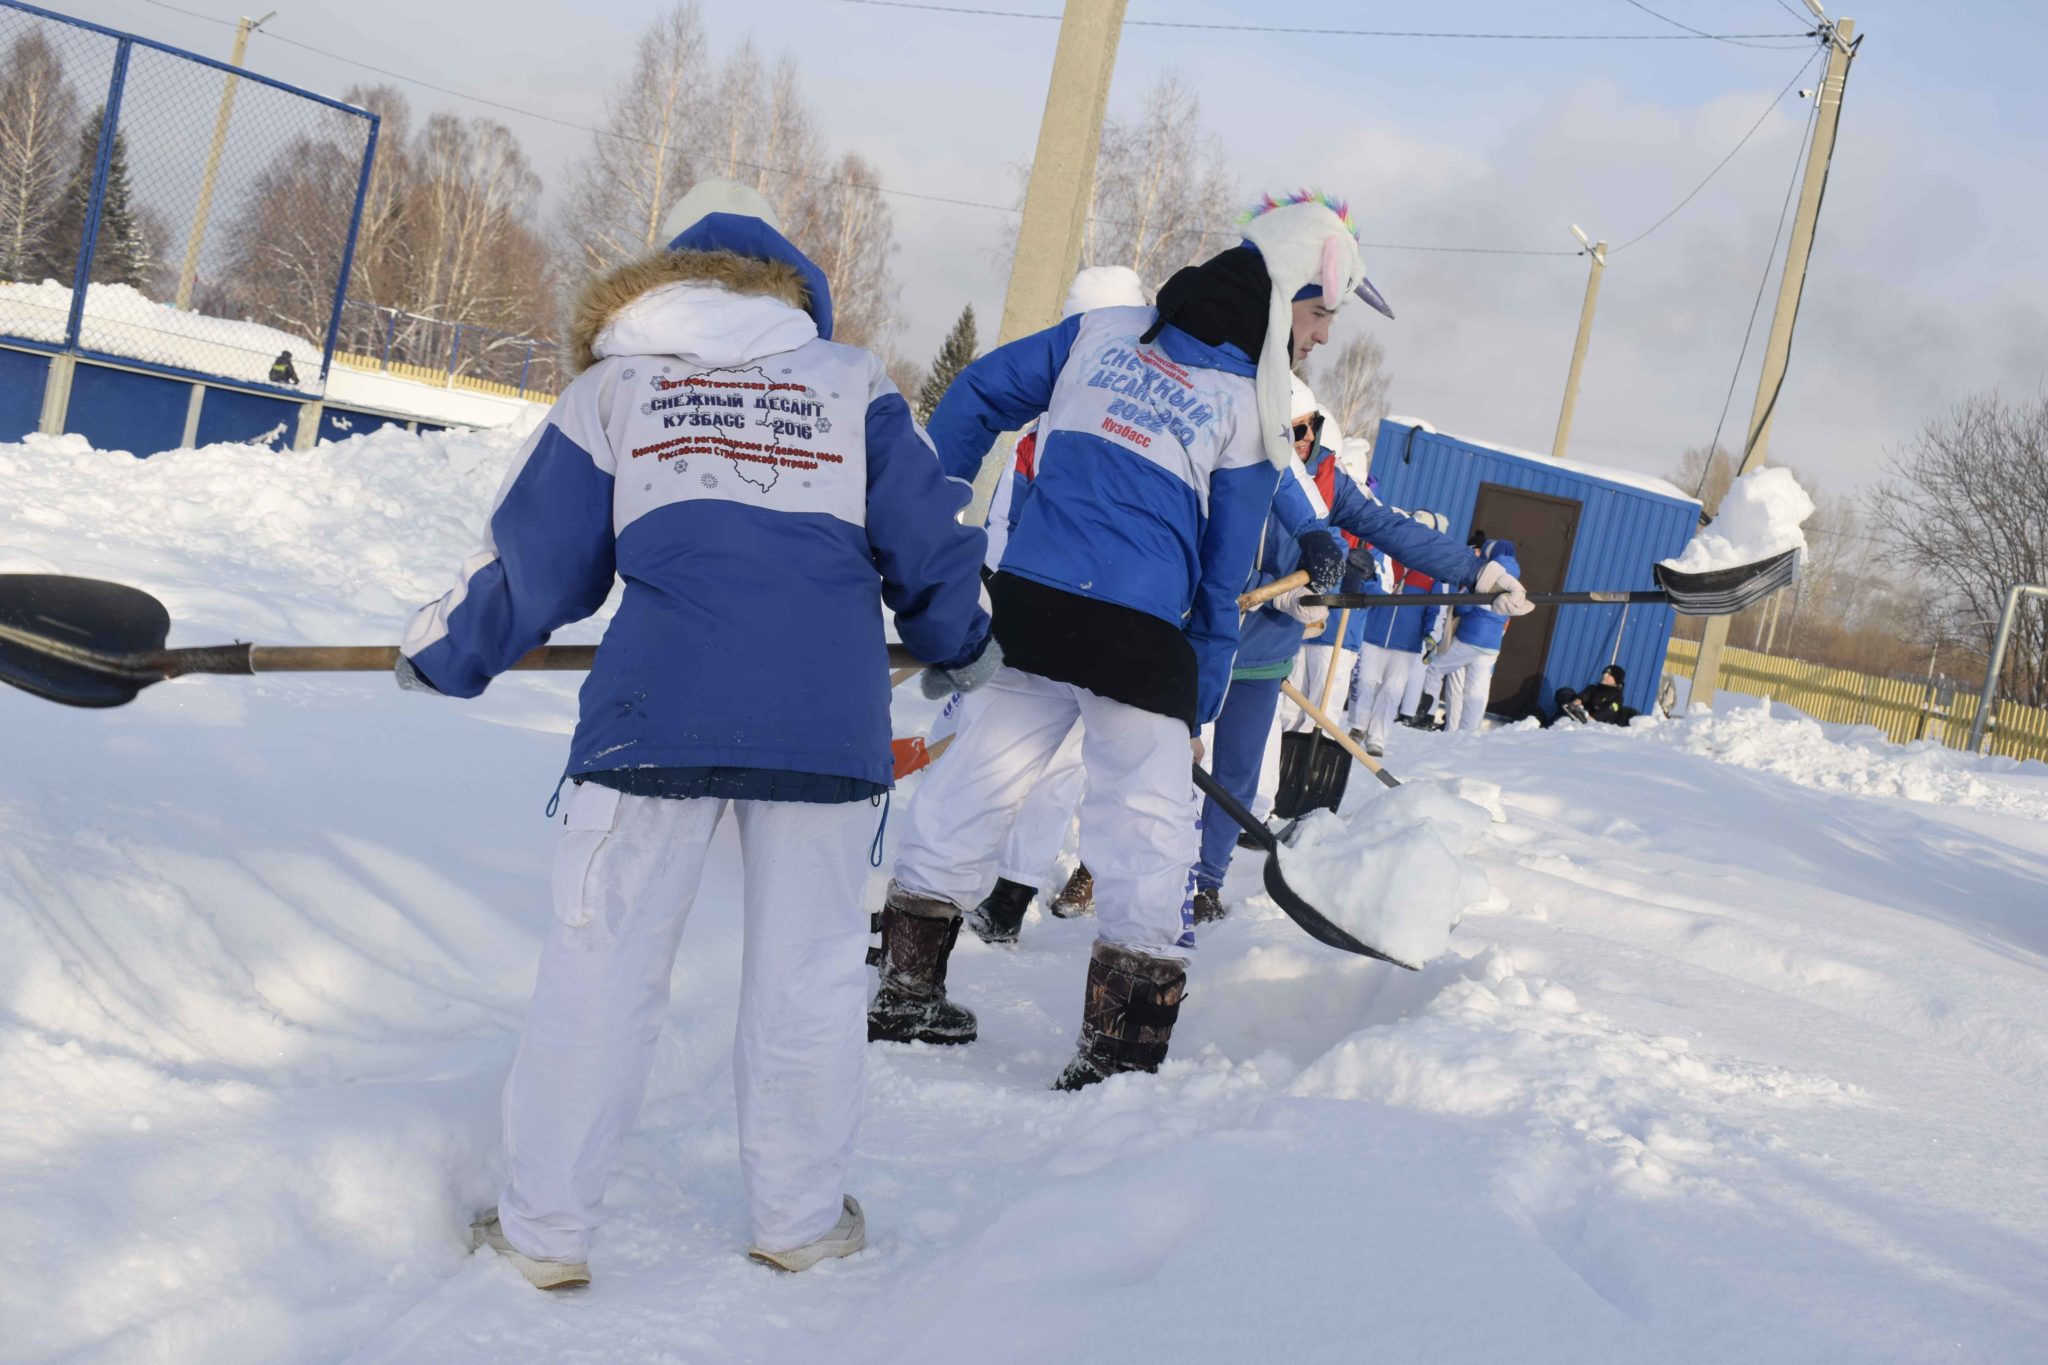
[873,192,1423,1089]
[1420,533,1522,733]
[397,182,993,1287]
[956,268,1150,945]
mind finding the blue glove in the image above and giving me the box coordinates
[1297,532,1345,594]
[920,637,1004,701]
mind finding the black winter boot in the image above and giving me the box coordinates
[867,883,978,1045]
[966,877,1035,945]
[1191,885,1226,924]
[1048,863,1094,918]
[1054,941,1188,1091]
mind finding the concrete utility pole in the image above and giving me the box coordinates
[1551,224,1606,458]
[968,0,1126,519]
[176,11,274,311]
[1689,12,1857,710]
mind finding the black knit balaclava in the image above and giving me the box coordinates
[1140,244,1271,360]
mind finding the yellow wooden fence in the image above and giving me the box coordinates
[1664,637,2048,764]
[329,351,558,405]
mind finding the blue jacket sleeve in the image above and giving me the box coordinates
[401,384,618,698]
[925,314,1083,481]
[1188,461,1282,727]
[1329,471,1480,588]
[865,386,991,668]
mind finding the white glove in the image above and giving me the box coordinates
[1476,561,1534,616]
[1272,585,1329,627]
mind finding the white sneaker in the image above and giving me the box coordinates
[470,1210,591,1290]
[748,1196,865,1272]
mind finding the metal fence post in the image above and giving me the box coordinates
[320,110,380,386]
[61,37,133,352]
[381,309,396,368]
[447,324,463,384]
[1969,583,2048,753]
[518,343,532,397]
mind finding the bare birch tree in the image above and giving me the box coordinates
[0,31,78,284]
[1313,336,1392,450]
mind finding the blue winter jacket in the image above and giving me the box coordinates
[1358,550,1447,654]
[1453,539,1521,651]
[926,306,1282,724]
[401,216,989,791]
[1245,445,1481,670]
[1233,469,1345,673]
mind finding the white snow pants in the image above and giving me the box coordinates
[894,667,1198,958]
[995,724,1085,891]
[1254,645,1352,820]
[1425,639,1501,733]
[1400,647,1432,718]
[498,782,875,1262]
[1350,642,1423,748]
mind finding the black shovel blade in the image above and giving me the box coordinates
[1653,548,1800,616]
[1274,730,1352,820]
[0,575,170,708]
[1191,763,1417,969]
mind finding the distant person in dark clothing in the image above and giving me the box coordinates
[1556,664,1638,726]
[269,350,299,385]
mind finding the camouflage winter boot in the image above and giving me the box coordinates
[1048,863,1094,918]
[966,877,1036,946]
[868,883,978,1045]
[1054,941,1188,1091]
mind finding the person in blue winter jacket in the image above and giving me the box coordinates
[880,191,1492,1089]
[397,181,993,1289]
[1193,378,1500,918]
[1346,514,1452,755]
[1419,531,1523,732]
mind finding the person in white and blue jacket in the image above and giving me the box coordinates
[397,181,993,1288]
[883,192,1433,1090]
[1420,533,1524,732]
[1347,512,1453,755]
[1195,380,1493,916]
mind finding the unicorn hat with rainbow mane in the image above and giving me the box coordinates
[1237,189,1392,467]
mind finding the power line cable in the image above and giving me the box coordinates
[1612,44,1821,253]
[1620,0,1815,49]
[827,0,1812,41]
[133,0,240,28]
[1695,79,1820,497]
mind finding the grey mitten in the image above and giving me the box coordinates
[920,637,1003,700]
[395,654,442,695]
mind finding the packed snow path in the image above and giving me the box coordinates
[3,432,2046,1363]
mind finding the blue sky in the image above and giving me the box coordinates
[80,0,2048,493]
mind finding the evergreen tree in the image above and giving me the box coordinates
[914,304,976,424]
[33,107,151,289]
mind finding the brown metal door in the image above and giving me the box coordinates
[1471,483,1581,720]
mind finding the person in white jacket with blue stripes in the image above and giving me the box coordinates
[398,182,993,1288]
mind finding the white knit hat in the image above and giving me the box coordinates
[1063,265,1147,318]
[659,178,781,243]
[1239,192,1387,468]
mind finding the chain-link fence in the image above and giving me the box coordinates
[0,1,375,393]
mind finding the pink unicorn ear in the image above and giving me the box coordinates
[1320,233,1350,308]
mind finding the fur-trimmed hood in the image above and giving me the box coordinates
[570,249,816,374]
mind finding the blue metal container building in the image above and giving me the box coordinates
[1369,417,1701,721]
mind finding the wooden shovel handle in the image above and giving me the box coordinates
[1238,569,1309,613]
[1279,677,1399,789]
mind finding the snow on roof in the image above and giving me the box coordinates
[1382,414,1697,504]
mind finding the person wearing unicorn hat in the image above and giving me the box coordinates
[871,190,1532,1088]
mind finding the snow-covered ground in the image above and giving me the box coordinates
[3,431,2046,1364]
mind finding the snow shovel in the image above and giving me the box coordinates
[1191,762,1417,969]
[1275,609,1355,819]
[1303,548,1801,617]
[0,573,927,708]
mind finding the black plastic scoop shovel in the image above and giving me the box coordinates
[1191,763,1418,969]
[0,573,924,708]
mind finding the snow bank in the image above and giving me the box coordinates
[1662,466,1813,573]
[0,280,323,392]
[326,365,544,430]
[1284,781,1496,965]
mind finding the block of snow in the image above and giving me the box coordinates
[1661,466,1814,574]
[1282,781,1497,965]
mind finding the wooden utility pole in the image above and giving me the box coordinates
[176,11,274,310]
[968,0,1125,519]
[1689,17,1856,709]
[1551,226,1606,458]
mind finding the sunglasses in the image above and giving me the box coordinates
[1292,415,1324,444]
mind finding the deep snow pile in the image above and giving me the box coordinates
[1662,465,1814,573]
[1285,781,1496,965]
[4,431,2047,1364]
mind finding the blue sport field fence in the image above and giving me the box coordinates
[0,1,376,395]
